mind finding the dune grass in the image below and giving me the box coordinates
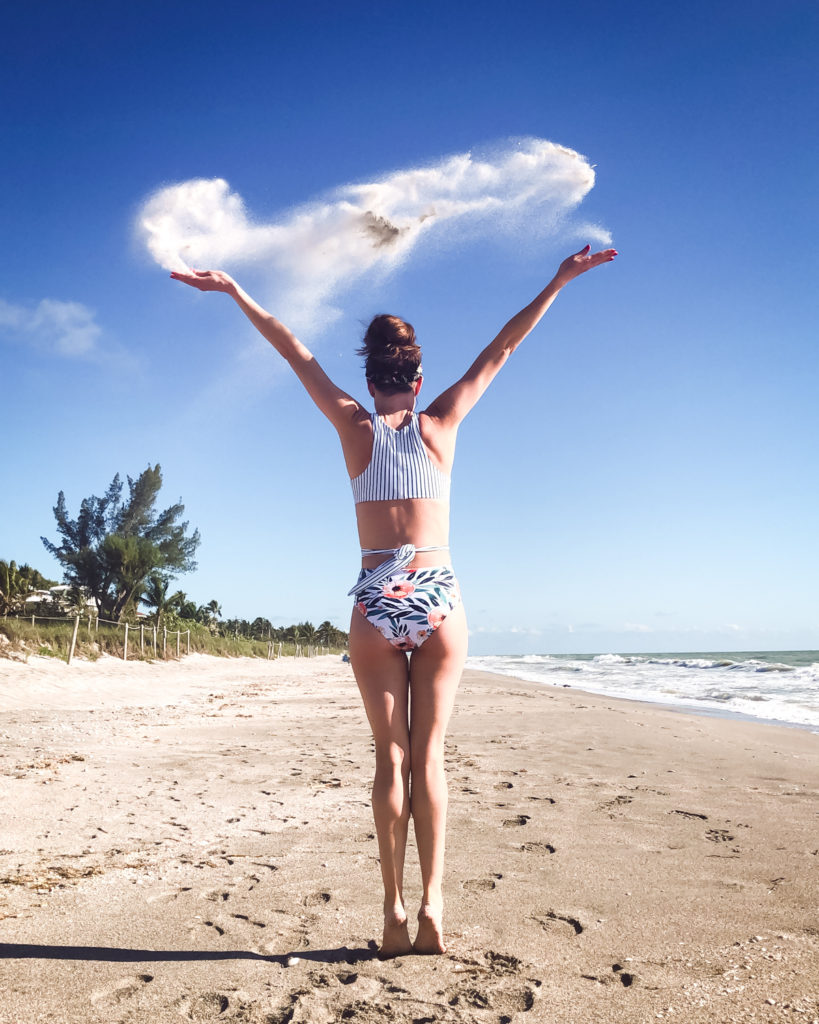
[0,618,343,663]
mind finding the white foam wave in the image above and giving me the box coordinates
[467,653,819,729]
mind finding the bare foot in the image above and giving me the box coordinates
[413,903,446,955]
[378,909,413,959]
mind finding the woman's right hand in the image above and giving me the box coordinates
[554,245,618,287]
[169,269,236,293]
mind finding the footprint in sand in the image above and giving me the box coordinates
[463,877,497,892]
[530,910,584,935]
[175,992,230,1020]
[448,953,541,1019]
[232,912,266,928]
[91,973,153,1006]
[520,841,556,854]
[484,950,522,972]
[502,814,530,827]
[251,861,279,873]
[201,889,230,902]
[189,919,226,939]
[582,963,636,988]
[706,828,735,843]
[303,891,331,907]
[600,794,633,811]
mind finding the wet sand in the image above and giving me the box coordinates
[1,653,817,1023]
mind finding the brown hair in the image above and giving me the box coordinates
[357,314,422,394]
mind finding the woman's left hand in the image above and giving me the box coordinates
[169,269,236,293]
[554,245,617,286]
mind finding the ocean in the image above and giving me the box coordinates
[466,651,819,731]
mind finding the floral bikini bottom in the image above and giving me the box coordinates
[353,565,461,651]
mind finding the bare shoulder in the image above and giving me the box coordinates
[336,403,375,479]
[417,408,457,471]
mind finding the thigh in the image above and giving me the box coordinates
[349,608,412,748]
[408,600,468,746]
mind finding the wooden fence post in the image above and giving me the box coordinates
[67,615,80,665]
[176,631,180,657]
[163,627,167,659]
[153,625,157,658]
[123,622,129,661]
[186,630,190,655]
[140,624,144,655]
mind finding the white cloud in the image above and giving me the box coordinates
[137,137,611,335]
[0,297,102,358]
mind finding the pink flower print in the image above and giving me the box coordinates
[392,637,415,651]
[427,610,446,629]
[383,580,415,599]
[356,601,368,617]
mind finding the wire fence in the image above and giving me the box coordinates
[2,613,336,665]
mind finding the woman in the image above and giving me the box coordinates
[171,243,616,957]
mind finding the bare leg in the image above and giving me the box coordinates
[349,610,413,957]
[408,600,468,954]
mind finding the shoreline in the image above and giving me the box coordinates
[467,650,819,735]
[487,672,819,734]
[4,648,817,733]
[2,654,818,1022]
[462,666,819,741]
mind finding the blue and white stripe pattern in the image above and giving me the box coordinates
[351,413,450,504]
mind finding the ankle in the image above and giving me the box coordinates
[420,888,443,913]
[384,901,407,923]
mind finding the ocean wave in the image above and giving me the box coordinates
[465,650,819,729]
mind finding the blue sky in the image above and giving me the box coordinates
[2,0,817,654]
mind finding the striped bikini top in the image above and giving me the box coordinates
[351,412,451,504]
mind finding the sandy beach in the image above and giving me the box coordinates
[1,653,817,1024]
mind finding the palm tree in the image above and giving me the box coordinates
[0,560,21,616]
[141,574,183,629]
[0,561,53,616]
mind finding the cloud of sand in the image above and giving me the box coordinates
[0,297,103,357]
[136,138,611,335]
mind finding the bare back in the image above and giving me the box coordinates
[337,405,457,568]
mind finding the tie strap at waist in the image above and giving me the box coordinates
[348,544,449,597]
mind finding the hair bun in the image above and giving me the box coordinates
[358,315,421,394]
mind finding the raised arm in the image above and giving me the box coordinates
[170,269,364,430]
[425,245,617,427]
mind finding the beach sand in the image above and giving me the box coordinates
[0,653,817,1023]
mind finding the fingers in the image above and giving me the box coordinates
[169,269,215,288]
[587,247,618,263]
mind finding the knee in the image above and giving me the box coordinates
[409,736,445,777]
[375,739,410,774]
